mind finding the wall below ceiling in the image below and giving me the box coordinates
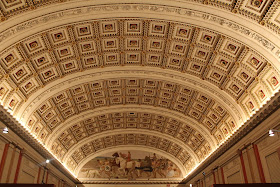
[185,103,280,186]
[0,121,76,186]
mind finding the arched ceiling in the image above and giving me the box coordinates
[48,111,212,172]
[68,132,193,175]
[0,0,280,183]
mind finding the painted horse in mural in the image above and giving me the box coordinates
[112,152,141,177]
[152,158,168,178]
[136,156,153,177]
[86,169,101,178]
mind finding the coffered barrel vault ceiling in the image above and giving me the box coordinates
[0,0,280,182]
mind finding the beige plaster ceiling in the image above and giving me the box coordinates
[0,0,280,182]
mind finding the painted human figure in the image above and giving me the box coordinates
[152,153,157,161]
[152,158,166,178]
[119,151,131,162]
[97,159,105,176]
[119,152,127,159]
[127,151,131,162]
[166,161,175,178]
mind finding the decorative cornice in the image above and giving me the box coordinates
[0,3,279,62]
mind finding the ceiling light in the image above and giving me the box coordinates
[1,127,8,134]
[269,129,280,137]
[269,129,274,136]
[46,159,50,164]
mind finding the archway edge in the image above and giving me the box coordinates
[45,105,218,150]
[0,1,279,68]
[62,129,200,166]
[18,67,245,125]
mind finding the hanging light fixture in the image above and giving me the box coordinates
[42,159,50,184]
[1,127,8,134]
[269,129,280,137]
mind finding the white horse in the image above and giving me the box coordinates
[86,169,101,178]
[115,156,141,177]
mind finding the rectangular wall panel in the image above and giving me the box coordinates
[18,170,35,184]
[265,151,280,182]
[227,171,242,184]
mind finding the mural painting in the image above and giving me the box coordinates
[78,150,182,180]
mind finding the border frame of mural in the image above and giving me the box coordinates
[78,150,184,184]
